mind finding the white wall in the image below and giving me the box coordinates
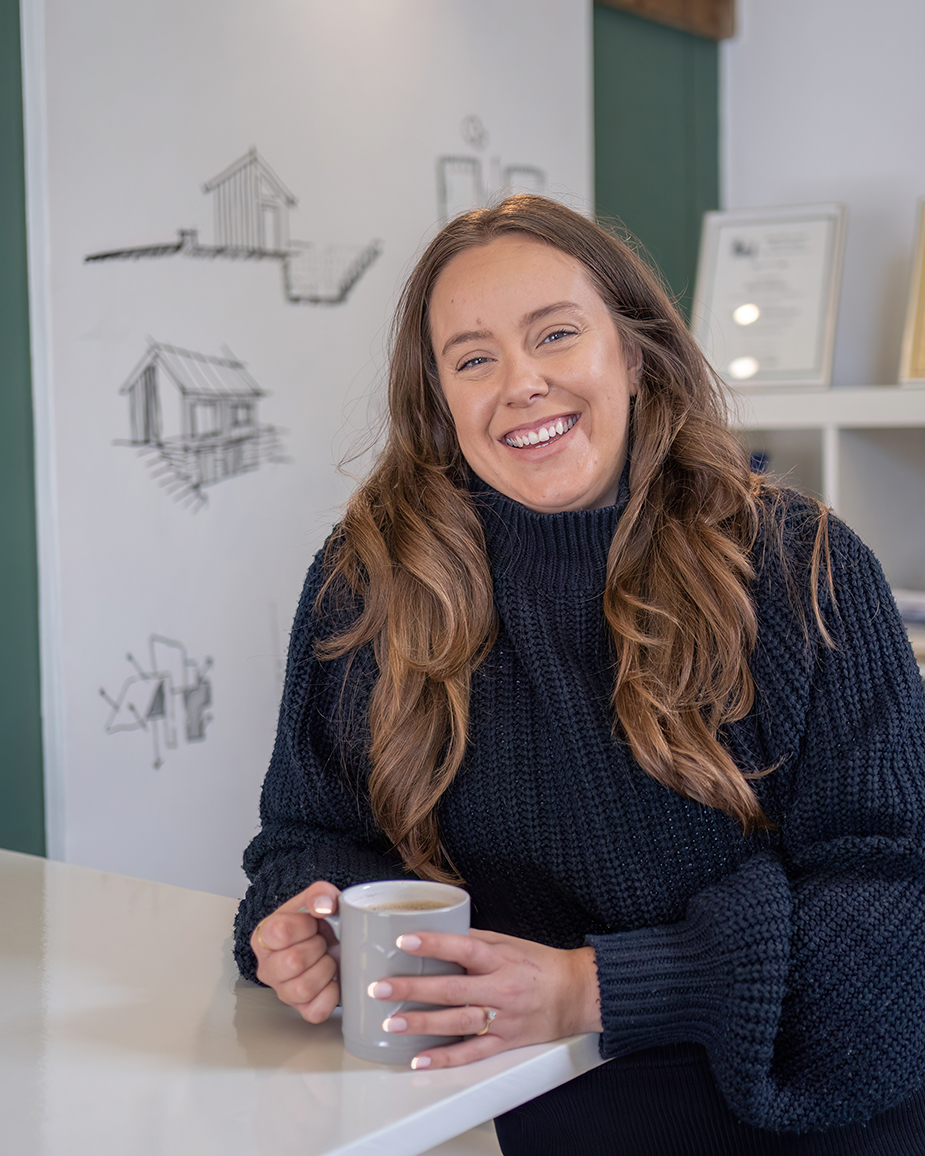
[23,0,592,897]
[721,0,925,386]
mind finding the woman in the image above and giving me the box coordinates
[234,195,925,1153]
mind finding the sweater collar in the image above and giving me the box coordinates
[468,468,630,590]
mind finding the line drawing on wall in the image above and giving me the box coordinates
[117,340,288,510]
[99,635,213,769]
[85,148,382,304]
[437,116,546,225]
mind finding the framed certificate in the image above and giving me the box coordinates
[900,198,925,386]
[691,204,848,388]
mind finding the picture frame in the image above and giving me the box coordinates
[691,203,848,389]
[899,198,925,386]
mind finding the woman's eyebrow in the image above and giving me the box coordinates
[520,301,585,328]
[441,328,492,358]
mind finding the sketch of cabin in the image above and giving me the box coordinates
[119,340,286,509]
[203,149,296,252]
[99,635,213,769]
[85,148,381,305]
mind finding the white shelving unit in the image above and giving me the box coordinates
[728,386,925,591]
[729,385,925,676]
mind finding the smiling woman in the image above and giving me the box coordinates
[235,196,925,1155]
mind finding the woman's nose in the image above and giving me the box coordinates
[500,356,549,405]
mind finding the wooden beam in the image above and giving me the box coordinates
[595,0,735,41]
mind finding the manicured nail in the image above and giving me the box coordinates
[312,896,335,915]
[410,1055,432,1069]
[396,934,421,951]
[367,981,393,999]
[382,1016,407,1033]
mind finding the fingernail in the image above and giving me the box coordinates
[382,1016,407,1033]
[312,896,335,915]
[410,1055,432,1070]
[367,981,393,999]
[396,934,421,951]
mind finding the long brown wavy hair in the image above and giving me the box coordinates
[317,195,829,882]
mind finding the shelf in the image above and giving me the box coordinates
[726,390,925,590]
[728,386,925,431]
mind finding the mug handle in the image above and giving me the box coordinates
[319,911,341,940]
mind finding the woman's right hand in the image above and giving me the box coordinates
[250,881,342,1023]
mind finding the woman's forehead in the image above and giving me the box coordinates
[428,237,602,332]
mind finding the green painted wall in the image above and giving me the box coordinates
[0,0,45,855]
[593,4,720,315]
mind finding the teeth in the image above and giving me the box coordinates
[504,415,577,449]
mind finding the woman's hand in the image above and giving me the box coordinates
[250,881,342,1023]
[369,927,602,1069]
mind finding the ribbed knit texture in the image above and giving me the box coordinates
[235,479,925,1143]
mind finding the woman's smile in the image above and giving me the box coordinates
[502,413,579,449]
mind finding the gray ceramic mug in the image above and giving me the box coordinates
[322,879,470,1064]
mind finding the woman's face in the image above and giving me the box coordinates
[428,235,639,513]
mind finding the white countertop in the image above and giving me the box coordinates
[0,850,603,1156]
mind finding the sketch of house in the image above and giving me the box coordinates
[85,148,381,305]
[99,635,213,769]
[437,117,546,225]
[119,340,286,509]
[203,149,296,251]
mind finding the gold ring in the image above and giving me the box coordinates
[255,919,270,950]
[475,1008,497,1036]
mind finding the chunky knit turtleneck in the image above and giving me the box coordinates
[468,468,625,590]
[235,482,925,1137]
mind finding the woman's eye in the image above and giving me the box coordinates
[458,355,491,371]
[542,329,577,345]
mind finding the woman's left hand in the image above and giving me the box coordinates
[369,927,603,1068]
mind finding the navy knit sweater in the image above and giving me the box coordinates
[234,479,925,1135]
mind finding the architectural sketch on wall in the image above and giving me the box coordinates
[117,340,287,510]
[437,116,546,224]
[99,635,213,769]
[85,148,381,304]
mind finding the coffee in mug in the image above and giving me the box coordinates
[321,879,470,1064]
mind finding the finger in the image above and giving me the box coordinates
[252,910,319,955]
[368,971,484,1008]
[256,930,331,987]
[252,881,342,955]
[278,880,341,918]
[273,949,339,1009]
[382,1003,498,1039]
[295,977,341,1025]
[393,930,496,971]
[409,1032,506,1070]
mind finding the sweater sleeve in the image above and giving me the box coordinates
[586,515,925,1132]
[233,548,409,983]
